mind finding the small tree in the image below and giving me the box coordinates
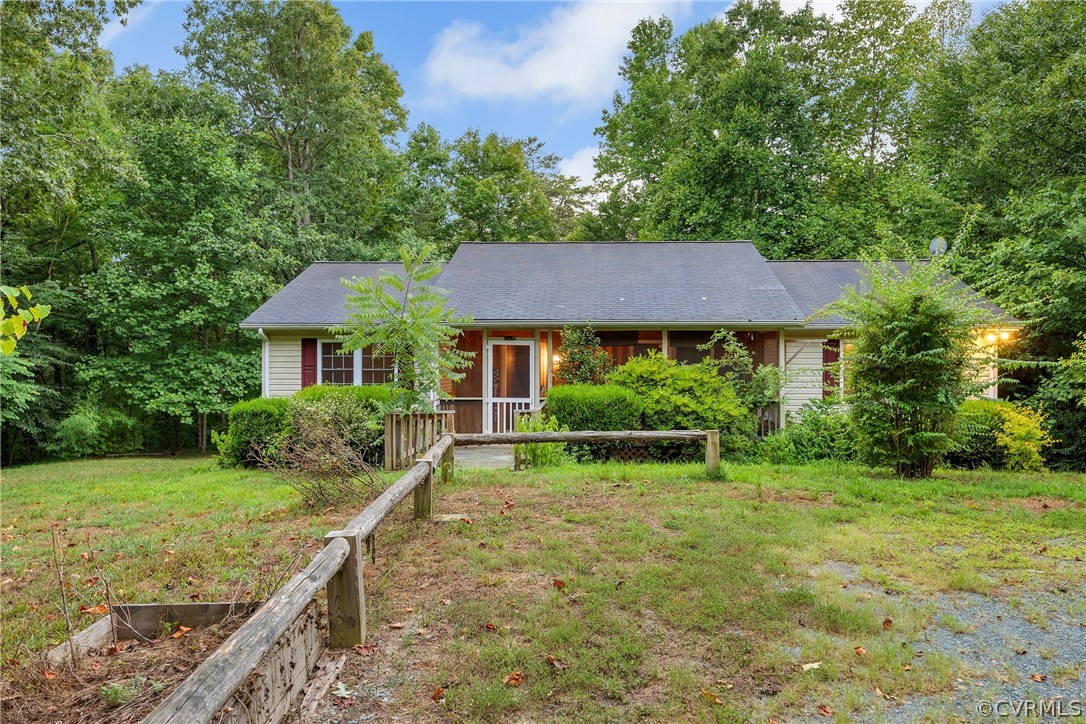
[553,324,612,385]
[334,244,474,411]
[826,257,990,478]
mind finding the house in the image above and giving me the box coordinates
[240,240,1013,434]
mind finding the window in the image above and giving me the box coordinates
[360,346,394,384]
[320,341,354,385]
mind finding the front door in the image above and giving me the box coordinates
[485,340,535,433]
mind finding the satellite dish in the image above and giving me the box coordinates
[929,236,948,257]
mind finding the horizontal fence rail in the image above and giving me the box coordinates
[143,538,351,724]
[453,429,720,475]
[144,427,718,723]
[143,433,455,724]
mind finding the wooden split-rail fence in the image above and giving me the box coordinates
[142,420,718,724]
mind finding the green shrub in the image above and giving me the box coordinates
[49,406,142,459]
[948,398,1052,471]
[546,384,643,431]
[759,400,857,464]
[608,351,754,454]
[826,257,991,478]
[216,397,291,467]
[292,383,393,407]
[289,386,386,464]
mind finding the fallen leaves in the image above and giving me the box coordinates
[353,643,377,656]
[699,689,724,705]
[552,579,566,590]
[801,661,822,671]
[874,686,898,702]
[389,622,405,630]
[431,686,446,702]
[818,703,834,717]
[854,646,867,657]
[901,663,912,672]
[502,671,523,687]
[1032,673,1046,683]
[79,603,109,616]
[882,617,893,631]
[484,622,497,632]
[42,669,57,680]
[171,625,192,639]
[440,598,451,606]
[1015,648,1027,655]
[545,655,569,671]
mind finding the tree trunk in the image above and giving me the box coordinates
[198,413,208,454]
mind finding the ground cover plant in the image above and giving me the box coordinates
[3,456,1083,722]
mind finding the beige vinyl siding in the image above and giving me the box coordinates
[267,333,304,397]
[782,336,826,417]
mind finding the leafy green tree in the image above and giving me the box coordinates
[827,257,991,478]
[448,130,559,243]
[81,84,270,452]
[334,244,474,412]
[642,39,829,257]
[182,0,406,266]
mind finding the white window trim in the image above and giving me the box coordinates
[317,339,358,386]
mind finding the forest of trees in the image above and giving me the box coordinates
[2,0,1084,468]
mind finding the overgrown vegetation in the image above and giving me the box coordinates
[759,399,858,465]
[827,258,990,477]
[947,399,1052,472]
[609,351,754,455]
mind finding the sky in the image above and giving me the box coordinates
[102,0,998,186]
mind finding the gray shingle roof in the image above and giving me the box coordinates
[767,260,1011,328]
[241,245,1011,331]
[240,262,402,329]
[440,241,805,325]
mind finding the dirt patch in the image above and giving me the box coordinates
[0,613,248,724]
[991,497,1081,513]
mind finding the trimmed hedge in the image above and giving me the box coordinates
[947,398,1052,472]
[546,384,643,432]
[292,384,393,406]
[216,397,290,467]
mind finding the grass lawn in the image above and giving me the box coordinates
[0,456,355,662]
[2,456,1085,722]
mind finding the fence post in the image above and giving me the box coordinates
[323,529,365,648]
[414,458,433,520]
[441,434,454,485]
[704,430,720,476]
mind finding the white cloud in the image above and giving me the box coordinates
[100,2,157,48]
[424,1,690,107]
[559,145,600,187]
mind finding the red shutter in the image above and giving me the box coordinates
[822,339,840,399]
[301,338,318,388]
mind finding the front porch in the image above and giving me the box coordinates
[441,328,784,434]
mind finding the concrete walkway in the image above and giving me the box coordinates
[455,445,514,470]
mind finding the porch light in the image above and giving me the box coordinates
[985,333,998,343]
[999,331,1010,340]
[552,352,562,366]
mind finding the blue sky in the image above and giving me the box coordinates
[102,1,998,185]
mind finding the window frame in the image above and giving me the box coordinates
[317,339,357,386]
